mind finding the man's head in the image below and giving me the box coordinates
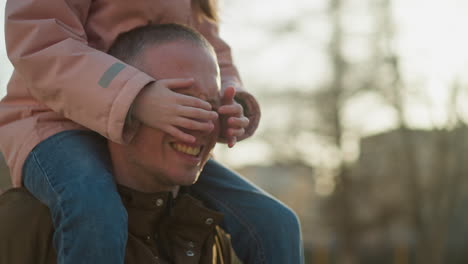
[107,24,221,192]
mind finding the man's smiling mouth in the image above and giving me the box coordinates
[170,142,202,156]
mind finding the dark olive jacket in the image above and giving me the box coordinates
[0,187,242,264]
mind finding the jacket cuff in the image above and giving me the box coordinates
[107,72,155,144]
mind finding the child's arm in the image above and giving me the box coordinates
[5,0,148,144]
[5,0,215,144]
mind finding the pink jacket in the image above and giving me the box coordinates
[0,0,260,187]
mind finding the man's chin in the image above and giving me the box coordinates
[169,170,201,187]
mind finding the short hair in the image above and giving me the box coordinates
[108,23,215,65]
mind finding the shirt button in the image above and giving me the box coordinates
[154,198,164,207]
[153,255,159,264]
[145,235,151,242]
[186,250,195,257]
[188,241,195,248]
[205,218,214,225]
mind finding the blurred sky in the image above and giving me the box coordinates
[1,0,468,166]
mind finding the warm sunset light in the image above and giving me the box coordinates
[1,0,468,263]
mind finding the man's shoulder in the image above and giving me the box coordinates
[0,188,55,264]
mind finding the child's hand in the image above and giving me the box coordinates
[218,86,250,148]
[132,78,218,143]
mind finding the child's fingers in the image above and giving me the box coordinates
[217,103,243,116]
[165,125,196,143]
[176,93,213,110]
[228,116,249,129]
[161,78,195,89]
[227,128,245,138]
[228,137,237,148]
[221,86,236,104]
[177,105,218,120]
[173,117,214,132]
[220,87,240,148]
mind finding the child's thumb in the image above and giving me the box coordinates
[222,86,236,104]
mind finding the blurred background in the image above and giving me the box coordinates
[2,0,468,263]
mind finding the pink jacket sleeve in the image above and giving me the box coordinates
[5,0,155,144]
[196,17,261,140]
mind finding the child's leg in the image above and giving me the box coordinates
[22,130,127,264]
[192,159,304,264]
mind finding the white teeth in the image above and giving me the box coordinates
[172,143,201,156]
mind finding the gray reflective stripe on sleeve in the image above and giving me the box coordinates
[98,62,126,88]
